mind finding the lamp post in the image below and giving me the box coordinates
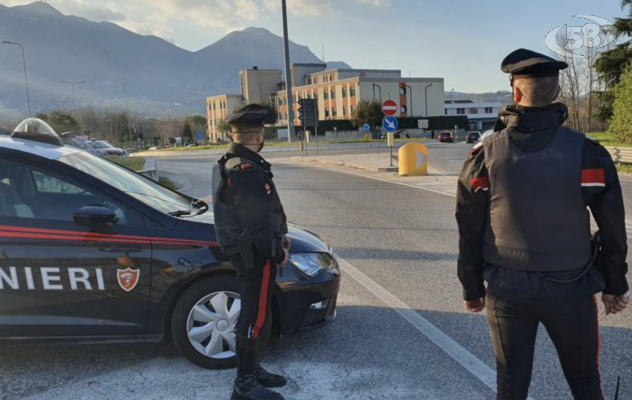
[372,83,382,101]
[405,84,413,117]
[424,83,433,117]
[59,80,86,111]
[281,0,295,142]
[3,41,31,117]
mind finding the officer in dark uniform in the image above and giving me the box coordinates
[212,104,290,400]
[456,49,630,400]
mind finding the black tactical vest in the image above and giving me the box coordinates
[482,127,592,272]
[211,156,285,249]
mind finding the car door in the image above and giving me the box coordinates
[0,155,152,338]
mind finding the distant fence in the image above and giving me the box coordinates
[606,146,632,164]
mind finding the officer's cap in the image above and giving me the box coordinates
[501,48,568,78]
[228,104,271,129]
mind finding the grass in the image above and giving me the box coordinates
[158,177,178,190]
[105,156,146,171]
[587,132,632,148]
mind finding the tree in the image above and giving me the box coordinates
[217,118,232,135]
[594,0,632,121]
[352,100,382,129]
[186,115,207,133]
[181,121,193,141]
[46,111,80,133]
[609,63,632,143]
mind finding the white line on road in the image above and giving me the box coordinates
[337,256,537,400]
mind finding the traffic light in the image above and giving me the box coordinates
[298,99,305,123]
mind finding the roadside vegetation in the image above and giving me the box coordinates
[105,155,146,171]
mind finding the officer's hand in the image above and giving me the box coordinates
[602,293,630,315]
[464,298,485,313]
[280,248,290,267]
[283,234,291,250]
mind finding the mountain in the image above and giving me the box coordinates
[0,3,332,116]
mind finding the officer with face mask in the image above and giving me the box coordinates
[456,49,629,400]
[212,104,290,400]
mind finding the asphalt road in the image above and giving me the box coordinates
[2,142,631,400]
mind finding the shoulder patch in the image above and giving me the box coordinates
[470,142,484,155]
[585,136,601,146]
[240,163,254,170]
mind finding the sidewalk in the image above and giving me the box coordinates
[291,154,399,172]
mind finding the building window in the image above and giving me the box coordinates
[323,76,328,83]
[485,107,493,113]
[323,91,329,100]
[350,105,356,115]
[332,108,337,117]
[325,110,330,118]
[307,78,312,85]
[342,88,347,98]
[330,74,334,81]
[314,93,318,100]
[469,108,479,114]
[445,109,448,115]
[313,77,318,84]
[343,107,347,116]
[330,89,335,99]
[457,108,465,115]
[350,87,356,97]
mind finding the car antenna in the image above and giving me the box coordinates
[614,376,621,400]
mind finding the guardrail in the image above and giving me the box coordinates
[138,158,158,181]
[606,146,632,164]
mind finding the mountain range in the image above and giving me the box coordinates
[0,2,349,116]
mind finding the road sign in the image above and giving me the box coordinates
[382,100,398,116]
[196,131,204,141]
[418,119,429,129]
[362,123,371,132]
[422,132,428,138]
[382,116,398,132]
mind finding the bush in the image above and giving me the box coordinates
[610,63,632,144]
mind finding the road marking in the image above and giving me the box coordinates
[337,256,537,399]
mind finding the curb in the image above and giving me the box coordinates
[292,157,399,173]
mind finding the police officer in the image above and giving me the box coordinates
[212,104,290,400]
[456,49,630,400]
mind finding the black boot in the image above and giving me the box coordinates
[231,374,284,400]
[255,364,287,388]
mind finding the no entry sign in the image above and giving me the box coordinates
[382,100,398,116]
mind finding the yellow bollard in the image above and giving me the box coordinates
[364,133,370,142]
[297,141,303,152]
[398,143,428,176]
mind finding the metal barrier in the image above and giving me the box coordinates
[139,158,158,181]
[606,147,632,164]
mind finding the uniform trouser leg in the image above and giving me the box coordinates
[486,289,539,400]
[540,295,603,400]
[235,259,277,376]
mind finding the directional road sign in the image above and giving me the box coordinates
[382,116,398,132]
[362,123,371,132]
[382,100,398,116]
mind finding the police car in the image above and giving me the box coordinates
[0,119,340,369]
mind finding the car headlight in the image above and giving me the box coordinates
[289,253,336,277]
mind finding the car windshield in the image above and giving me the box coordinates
[58,152,192,214]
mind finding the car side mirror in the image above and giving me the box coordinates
[73,205,118,227]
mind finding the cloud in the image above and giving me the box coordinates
[353,0,391,6]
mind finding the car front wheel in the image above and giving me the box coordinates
[171,274,241,369]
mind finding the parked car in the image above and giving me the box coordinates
[466,131,482,144]
[0,118,341,370]
[437,131,455,143]
[86,140,128,156]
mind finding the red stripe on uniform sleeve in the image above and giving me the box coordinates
[471,176,488,192]
[581,169,605,187]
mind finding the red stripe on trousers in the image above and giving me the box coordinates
[593,295,604,397]
[252,260,271,339]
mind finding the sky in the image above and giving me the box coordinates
[2,0,627,92]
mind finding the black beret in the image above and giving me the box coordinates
[501,48,568,77]
[228,104,270,128]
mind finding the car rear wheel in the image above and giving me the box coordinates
[171,274,242,369]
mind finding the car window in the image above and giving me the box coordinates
[59,152,191,214]
[0,157,128,224]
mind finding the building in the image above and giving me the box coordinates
[206,94,244,141]
[206,63,445,142]
[444,100,502,131]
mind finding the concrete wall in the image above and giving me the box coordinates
[240,69,282,104]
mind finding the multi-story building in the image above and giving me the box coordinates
[206,94,244,141]
[206,63,445,141]
[444,100,502,131]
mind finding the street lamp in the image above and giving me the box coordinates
[59,80,86,111]
[281,0,295,142]
[405,84,413,118]
[372,83,382,101]
[424,83,433,117]
[3,41,31,117]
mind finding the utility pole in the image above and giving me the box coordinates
[3,41,31,117]
[59,80,86,111]
[281,0,295,142]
